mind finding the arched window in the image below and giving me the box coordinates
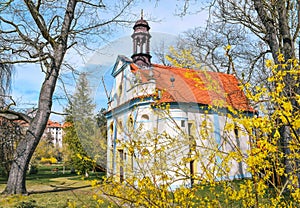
[127,115,134,130]
[110,122,114,135]
[141,114,149,120]
[109,122,114,147]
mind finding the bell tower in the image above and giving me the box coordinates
[131,10,152,67]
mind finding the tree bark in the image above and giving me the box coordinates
[253,0,299,189]
[252,0,280,63]
[2,0,77,194]
[3,70,57,194]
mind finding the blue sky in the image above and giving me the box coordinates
[11,1,208,122]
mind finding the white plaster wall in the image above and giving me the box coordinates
[106,61,251,184]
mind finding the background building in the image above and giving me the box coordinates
[42,120,63,148]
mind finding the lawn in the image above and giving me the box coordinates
[2,166,292,207]
[0,165,107,208]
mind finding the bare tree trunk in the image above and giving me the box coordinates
[2,0,77,194]
[254,0,299,189]
[3,71,57,194]
[252,0,280,63]
[277,0,299,189]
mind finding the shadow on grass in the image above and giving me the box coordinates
[0,177,7,185]
[0,165,105,195]
[0,172,77,186]
[25,165,77,182]
[26,172,77,183]
[29,184,92,195]
[25,165,105,182]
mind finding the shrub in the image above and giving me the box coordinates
[40,157,57,164]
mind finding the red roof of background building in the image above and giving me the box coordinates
[47,120,61,128]
[130,63,254,112]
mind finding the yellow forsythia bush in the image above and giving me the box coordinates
[40,157,57,164]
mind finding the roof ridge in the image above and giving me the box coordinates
[151,63,236,77]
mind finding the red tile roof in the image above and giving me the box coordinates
[130,63,254,112]
[47,120,61,128]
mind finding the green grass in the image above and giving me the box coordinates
[4,166,295,207]
[0,164,108,208]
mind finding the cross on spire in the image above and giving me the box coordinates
[141,9,143,19]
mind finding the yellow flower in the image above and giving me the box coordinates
[274,130,280,139]
[282,101,293,112]
[265,59,273,68]
[277,53,285,62]
[224,45,231,51]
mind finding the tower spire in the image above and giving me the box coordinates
[131,11,152,67]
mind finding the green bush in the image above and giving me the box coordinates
[40,157,57,164]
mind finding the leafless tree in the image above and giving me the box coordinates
[0,0,136,194]
[213,0,299,62]
[152,40,171,66]
[169,23,271,85]
[175,0,299,77]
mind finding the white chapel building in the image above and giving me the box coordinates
[105,16,255,187]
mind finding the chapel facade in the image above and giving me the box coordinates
[105,16,254,187]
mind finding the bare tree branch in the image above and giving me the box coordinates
[0,109,32,123]
[24,0,56,48]
[77,0,106,8]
